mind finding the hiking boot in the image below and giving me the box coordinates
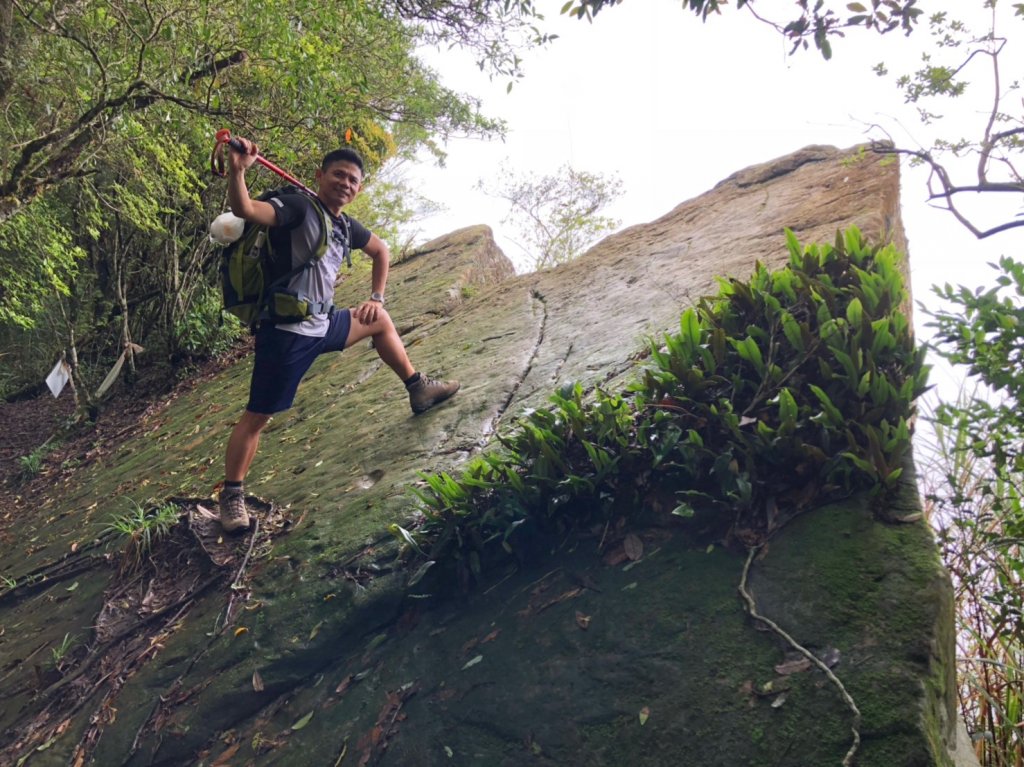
[408,374,460,415]
[219,488,251,533]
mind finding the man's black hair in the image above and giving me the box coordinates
[321,148,364,176]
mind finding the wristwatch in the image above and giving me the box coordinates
[370,292,384,304]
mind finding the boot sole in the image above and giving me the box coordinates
[220,517,251,533]
[411,388,460,415]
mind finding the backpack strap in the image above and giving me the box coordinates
[257,196,342,322]
[337,212,353,268]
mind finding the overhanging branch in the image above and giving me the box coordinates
[872,142,1024,240]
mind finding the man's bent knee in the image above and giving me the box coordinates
[345,307,396,348]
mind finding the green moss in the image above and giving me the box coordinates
[1,194,955,766]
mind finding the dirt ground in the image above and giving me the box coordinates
[0,342,252,524]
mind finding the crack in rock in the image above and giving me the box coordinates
[482,290,547,438]
[549,341,574,384]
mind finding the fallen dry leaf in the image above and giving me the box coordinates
[210,743,241,767]
[309,620,323,641]
[602,546,629,567]
[252,669,264,692]
[774,657,812,675]
[638,706,650,726]
[575,611,591,630]
[291,710,314,730]
[536,587,583,614]
[336,674,354,695]
[623,533,644,561]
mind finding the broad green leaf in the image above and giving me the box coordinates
[672,503,695,518]
[809,384,845,426]
[777,388,798,427]
[846,297,864,327]
[857,371,871,397]
[680,307,701,349]
[785,228,802,261]
[735,337,765,376]
[831,348,860,383]
[389,524,427,557]
[884,467,903,484]
[780,311,805,352]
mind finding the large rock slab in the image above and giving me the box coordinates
[0,145,966,766]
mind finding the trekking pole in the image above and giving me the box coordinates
[211,129,316,197]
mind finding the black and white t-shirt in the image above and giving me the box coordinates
[268,193,371,337]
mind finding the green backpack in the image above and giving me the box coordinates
[220,186,350,327]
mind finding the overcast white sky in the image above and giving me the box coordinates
[406,0,1021,400]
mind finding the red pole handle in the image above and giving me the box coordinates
[212,129,315,197]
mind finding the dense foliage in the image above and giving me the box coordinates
[386,0,923,61]
[400,228,928,583]
[0,0,503,404]
[929,256,1024,478]
[923,256,1024,765]
[566,0,922,58]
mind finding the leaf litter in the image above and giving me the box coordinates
[0,495,295,767]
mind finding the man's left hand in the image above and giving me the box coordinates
[353,300,383,326]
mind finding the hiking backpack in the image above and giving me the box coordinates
[219,186,351,327]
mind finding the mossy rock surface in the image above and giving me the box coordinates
[0,146,967,766]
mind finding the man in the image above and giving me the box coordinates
[219,138,459,532]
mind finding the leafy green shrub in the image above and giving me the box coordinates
[923,255,1024,763]
[636,227,926,527]
[928,255,1024,480]
[403,227,929,584]
[17,439,56,482]
[173,287,245,358]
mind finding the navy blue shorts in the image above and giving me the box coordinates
[246,309,352,414]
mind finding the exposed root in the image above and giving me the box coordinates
[738,545,862,767]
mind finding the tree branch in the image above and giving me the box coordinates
[873,142,1024,240]
[183,50,249,86]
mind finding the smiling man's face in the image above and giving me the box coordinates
[316,160,363,213]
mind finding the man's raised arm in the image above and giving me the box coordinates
[226,137,278,227]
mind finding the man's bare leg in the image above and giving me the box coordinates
[219,409,271,532]
[225,410,272,482]
[344,307,415,379]
[345,307,459,413]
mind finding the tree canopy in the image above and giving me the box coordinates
[871,5,1024,238]
[0,0,505,402]
[478,163,620,271]
[563,0,922,59]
